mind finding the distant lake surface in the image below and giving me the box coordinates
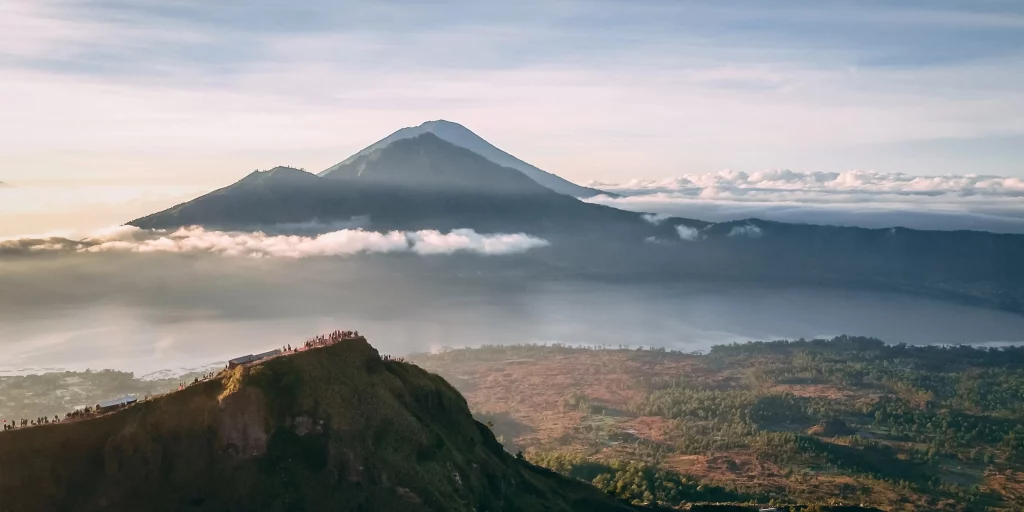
[2,255,1024,376]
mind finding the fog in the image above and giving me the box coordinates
[3,253,1024,376]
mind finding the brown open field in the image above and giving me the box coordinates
[412,341,1024,511]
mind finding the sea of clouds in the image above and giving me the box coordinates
[589,170,1024,199]
[0,226,550,258]
[588,170,1024,233]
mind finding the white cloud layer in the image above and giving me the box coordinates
[675,225,701,241]
[587,170,1024,233]
[641,213,671,225]
[727,224,763,238]
[589,170,1024,200]
[0,226,550,258]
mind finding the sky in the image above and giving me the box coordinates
[1,0,1023,234]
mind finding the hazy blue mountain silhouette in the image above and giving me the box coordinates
[320,120,609,198]
[130,134,665,236]
[128,130,1024,314]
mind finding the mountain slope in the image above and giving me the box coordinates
[130,135,663,236]
[320,120,609,198]
[129,166,369,231]
[0,338,656,512]
[321,131,556,195]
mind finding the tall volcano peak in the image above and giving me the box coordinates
[321,120,609,198]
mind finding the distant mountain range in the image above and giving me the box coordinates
[128,121,1024,314]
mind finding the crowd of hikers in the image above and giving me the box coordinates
[3,406,101,431]
[273,330,360,356]
[2,329,364,434]
[3,415,61,430]
[300,330,359,351]
[180,371,219,391]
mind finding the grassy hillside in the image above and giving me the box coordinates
[412,336,1024,511]
[0,338,654,512]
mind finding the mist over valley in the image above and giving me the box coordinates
[3,252,1024,377]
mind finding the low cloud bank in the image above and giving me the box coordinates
[642,213,671,225]
[587,170,1024,233]
[675,225,701,241]
[588,170,1024,199]
[0,226,550,258]
[727,224,763,238]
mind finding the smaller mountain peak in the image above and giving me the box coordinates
[238,166,318,185]
[261,166,319,179]
[266,166,308,173]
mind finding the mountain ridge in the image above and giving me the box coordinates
[321,120,610,198]
[129,134,660,236]
[0,337,662,512]
[322,132,561,195]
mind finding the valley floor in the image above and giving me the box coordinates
[411,337,1024,511]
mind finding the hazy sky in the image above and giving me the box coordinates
[3,1,1023,183]
[1,0,1023,234]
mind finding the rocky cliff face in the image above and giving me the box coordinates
[0,339,645,512]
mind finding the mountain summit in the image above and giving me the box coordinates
[320,120,609,198]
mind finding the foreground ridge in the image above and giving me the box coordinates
[0,333,662,512]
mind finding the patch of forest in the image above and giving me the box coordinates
[412,336,1024,510]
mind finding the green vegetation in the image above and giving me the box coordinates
[627,337,1023,508]
[529,451,758,507]
[7,335,1024,510]
[413,336,1024,510]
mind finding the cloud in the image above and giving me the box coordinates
[3,0,1024,191]
[675,225,701,241]
[642,213,671,225]
[646,213,704,241]
[587,170,1024,233]
[0,226,549,258]
[405,229,549,255]
[727,224,763,238]
[589,170,1024,199]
